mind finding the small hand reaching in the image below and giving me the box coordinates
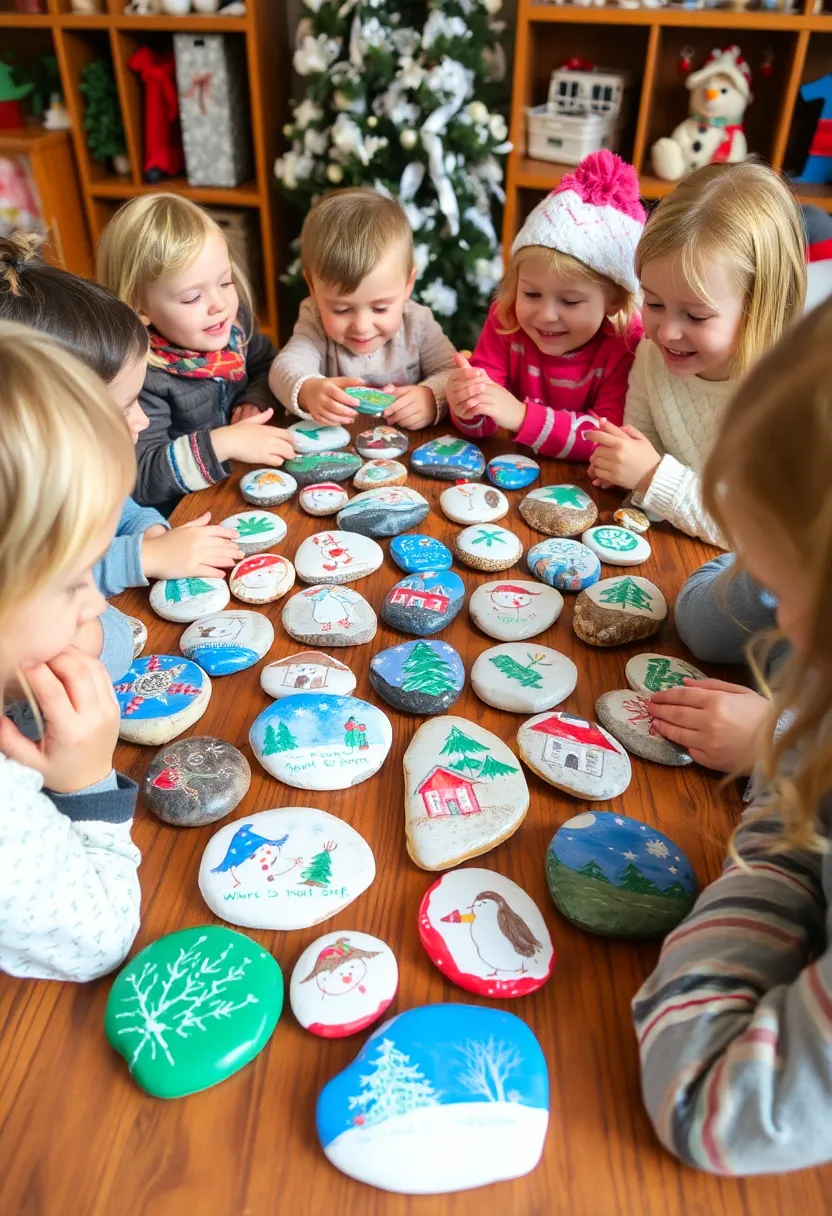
[381,384,436,430]
[297,376,361,426]
[142,511,245,580]
[648,678,772,774]
[230,402,264,424]
[212,409,295,466]
[586,418,661,492]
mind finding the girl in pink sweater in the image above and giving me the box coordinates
[448,151,644,461]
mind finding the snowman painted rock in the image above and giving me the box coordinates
[115,655,212,745]
[573,576,668,647]
[517,709,631,801]
[288,419,351,453]
[150,576,230,623]
[336,486,429,538]
[472,644,577,714]
[614,506,650,535]
[127,616,147,658]
[370,639,464,715]
[282,585,377,647]
[652,45,751,182]
[356,425,408,459]
[468,580,563,642]
[411,435,485,481]
[389,534,452,574]
[143,736,251,827]
[486,454,539,491]
[626,652,706,695]
[261,651,357,700]
[285,451,362,486]
[519,485,598,537]
[290,931,398,1039]
[582,525,651,567]
[382,570,465,637]
[220,510,287,557]
[353,459,408,490]
[180,610,274,676]
[454,524,522,573]
[299,482,350,517]
[230,553,295,605]
[440,482,508,525]
[240,467,297,507]
[527,538,600,592]
[295,530,383,585]
[596,690,693,767]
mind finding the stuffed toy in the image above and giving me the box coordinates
[652,46,751,182]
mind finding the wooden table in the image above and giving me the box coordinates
[2,425,830,1216]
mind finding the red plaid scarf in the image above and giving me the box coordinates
[149,322,247,381]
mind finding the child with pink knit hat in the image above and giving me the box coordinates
[447,150,644,460]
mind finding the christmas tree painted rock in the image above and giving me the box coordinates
[546,811,697,938]
[220,510,287,556]
[316,1004,549,1194]
[230,553,295,605]
[389,534,452,574]
[471,644,577,714]
[345,386,397,415]
[115,655,211,746]
[239,467,297,507]
[356,426,409,459]
[180,610,274,676]
[127,616,147,659]
[527,538,600,592]
[290,931,398,1039]
[282,585,377,648]
[381,570,465,636]
[519,485,598,537]
[149,576,230,623]
[288,419,351,453]
[411,435,486,481]
[625,652,705,696]
[573,576,668,647]
[105,925,282,1099]
[517,710,631,801]
[440,482,508,525]
[468,579,563,642]
[595,690,693,767]
[370,640,464,715]
[454,524,522,573]
[260,651,356,701]
[198,807,376,931]
[353,459,408,490]
[336,486,429,538]
[284,451,362,487]
[295,530,383,585]
[142,736,251,827]
[581,525,651,568]
[486,454,540,491]
[299,482,350,516]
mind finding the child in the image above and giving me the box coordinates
[633,297,832,1175]
[447,151,644,460]
[0,321,141,981]
[588,161,806,546]
[98,194,294,510]
[269,188,456,430]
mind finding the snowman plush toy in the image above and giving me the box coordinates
[652,46,752,182]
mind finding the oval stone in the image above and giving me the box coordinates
[282,585,377,648]
[290,930,398,1039]
[220,510,287,557]
[127,615,147,659]
[143,736,251,826]
[625,652,706,696]
[230,553,295,605]
[517,709,631,800]
[382,570,465,636]
[440,482,508,524]
[345,386,396,415]
[468,579,562,641]
[486,454,540,490]
[573,576,668,647]
[261,651,357,700]
[180,610,274,676]
[284,451,362,487]
[356,425,408,459]
[519,485,598,536]
[454,524,523,573]
[527,538,600,592]
[336,486,429,538]
[411,435,485,481]
[288,420,350,453]
[115,655,211,746]
[581,525,652,567]
[150,576,230,623]
[595,690,693,767]
[370,639,464,715]
[295,530,383,585]
[389,534,452,573]
[240,467,297,507]
[299,482,350,517]
[614,505,650,534]
[471,643,577,713]
[353,459,408,490]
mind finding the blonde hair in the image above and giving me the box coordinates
[636,162,806,376]
[496,246,636,337]
[703,297,832,851]
[300,188,414,293]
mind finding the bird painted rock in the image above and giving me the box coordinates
[410,435,486,481]
[295,530,383,586]
[471,643,577,714]
[180,610,274,676]
[220,510,287,557]
[352,459,408,491]
[260,650,357,700]
[336,486,429,539]
[468,579,563,642]
[573,576,668,647]
[381,570,465,637]
[355,426,408,459]
[439,482,508,525]
[149,576,230,623]
[519,485,597,537]
[143,736,250,827]
[240,467,297,507]
[453,524,522,573]
[527,538,600,593]
[230,552,295,605]
[115,655,211,746]
[369,639,464,715]
[288,420,351,454]
[581,525,651,568]
[282,584,377,648]
[389,533,452,574]
[290,930,398,1039]
[486,454,540,491]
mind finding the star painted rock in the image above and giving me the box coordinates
[411,435,485,481]
[519,485,598,537]
[249,694,392,790]
[454,524,522,573]
[471,644,577,714]
[382,570,465,636]
[468,579,562,641]
[105,925,282,1099]
[486,454,540,490]
[345,386,397,415]
[527,538,600,592]
[299,482,350,516]
[625,652,706,696]
[595,690,693,767]
[180,610,274,676]
[220,510,287,557]
[370,640,464,715]
[115,655,211,746]
[282,585,377,648]
[389,534,452,574]
[290,931,398,1039]
[573,576,668,647]
[546,810,697,938]
[404,717,529,871]
[316,1004,549,1194]
[288,420,351,453]
[261,651,357,700]
[581,525,652,567]
[419,868,554,998]
[614,506,650,534]
[336,486,429,538]
[295,530,383,585]
[353,459,408,490]
[143,736,251,827]
[284,451,362,487]
[198,807,375,930]
[440,482,508,525]
[230,553,295,605]
[239,467,297,507]
[149,576,230,623]
[356,425,408,459]
[517,709,631,801]
[127,616,147,659]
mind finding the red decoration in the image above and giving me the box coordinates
[679,45,695,75]
[128,46,184,181]
[562,57,594,73]
[761,50,775,79]
[0,100,25,130]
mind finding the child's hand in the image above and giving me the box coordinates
[297,377,360,426]
[382,384,435,430]
[142,511,244,580]
[586,419,662,492]
[212,409,295,466]
[648,679,772,774]
[446,352,487,418]
[460,380,526,432]
[231,402,264,424]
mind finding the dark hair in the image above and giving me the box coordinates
[0,233,149,383]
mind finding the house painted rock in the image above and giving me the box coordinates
[299,482,351,517]
[290,931,398,1039]
[370,640,465,715]
[454,525,523,573]
[142,736,251,827]
[595,690,693,767]
[625,652,705,696]
[149,576,230,623]
[115,655,211,746]
[240,467,297,507]
[517,710,631,801]
[260,651,357,700]
[356,426,409,459]
[282,585,377,648]
[486,454,540,490]
[527,538,600,592]
[439,482,508,525]
[573,576,668,647]
[353,459,408,490]
[519,485,598,537]
[288,420,351,453]
[581,525,651,567]
[180,610,274,676]
[381,570,465,636]
[230,552,295,605]
[336,486,429,538]
[294,530,383,585]
[410,435,486,481]
[219,510,287,556]
[471,643,577,714]
[284,451,362,486]
[468,580,563,642]
[389,534,453,574]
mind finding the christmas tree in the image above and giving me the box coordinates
[164,577,215,603]
[348,1036,441,1127]
[79,60,127,166]
[661,881,692,901]
[401,642,456,696]
[300,841,337,887]
[262,721,298,755]
[597,578,654,613]
[617,863,662,896]
[578,860,611,885]
[440,724,489,774]
[488,651,550,689]
[643,657,690,692]
[478,753,518,779]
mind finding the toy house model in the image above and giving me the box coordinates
[266,652,346,691]
[387,577,451,614]
[532,713,618,777]
[417,767,482,819]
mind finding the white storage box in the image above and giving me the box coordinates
[526,108,622,165]
[547,67,629,121]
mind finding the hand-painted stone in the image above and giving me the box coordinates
[573,576,668,647]
[317,1003,549,1194]
[105,925,282,1099]
[614,505,650,534]
[198,807,375,930]
[411,435,485,481]
[284,451,362,487]
[527,538,600,592]
[356,426,408,459]
[595,690,693,767]
[471,644,577,714]
[230,552,295,605]
[546,810,697,937]
[404,716,529,870]
[180,610,274,676]
[261,651,356,700]
[486,454,539,491]
[345,386,397,415]
[581,525,651,567]
[389,534,452,574]
[288,420,351,453]
[149,576,230,623]
[115,655,211,745]
[127,616,147,659]
[454,524,522,573]
[336,486,429,538]
[621,492,661,523]
[382,570,465,637]
[249,694,392,790]
[143,737,251,827]
[290,931,398,1039]
[282,585,377,648]
[240,467,297,507]
[220,510,287,557]
[625,653,706,696]
[299,482,350,517]
[419,868,554,998]
[353,459,408,490]
[517,710,631,801]
[519,485,598,537]
[468,579,562,642]
[295,530,383,585]
[370,640,464,715]
[440,482,508,525]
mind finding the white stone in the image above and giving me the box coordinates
[626,652,706,696]
[220,510,287,556]
[180,610,274,676]
[581,525,652,567]
[149,576,230,623]
[240,468,297,507]
[573,576,668,648]
[261,651,357,700]
[454,524,523,573]
[290,930,398,1038]
[295,530,383,585]
[127,616,147,658]
[282,585,377,648]
[230,553,295,604]
[355,425,408,459]
[517,709,632,800]
[299,482,350,516]
[595,689,693,767]
[353,459,407,490]
[288,420,351,453]
[439,482,508,525]
[471,644,577,713]
[468,580,563,641]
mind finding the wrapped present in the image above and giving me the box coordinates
[173,34,252,188]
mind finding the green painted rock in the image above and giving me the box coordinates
[284,451,362,487]
[105,925,282,1098]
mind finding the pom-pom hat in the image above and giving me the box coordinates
[511,150,646,295]
[687,46,753,103]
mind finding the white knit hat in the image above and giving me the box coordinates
[687,46,753,103]
[511,150,646,294]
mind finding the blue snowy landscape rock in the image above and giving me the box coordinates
[335,487,429,538]
[381,570,465,636]
[389,534,453,574]
[410,435,485,481]
[486,454,540,490]
[369,640,464,714]
[527,538,601,592]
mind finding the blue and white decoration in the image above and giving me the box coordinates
[411,435,486,481]
[335,487,430,538]
[486,455,540,491]
[527,538,601,592]
[180,610,274,676]
[114,655,211,745]
[390,534,453,574]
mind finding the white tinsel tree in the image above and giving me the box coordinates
[276,0,510,350]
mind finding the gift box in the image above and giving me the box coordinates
[173,33,252,188]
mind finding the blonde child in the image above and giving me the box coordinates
[633,297,832,1175]
[0,321,141,981]
[98,194,294,510]
[270,188,456,430]
[448,151,644,459]
[588,161,806,545]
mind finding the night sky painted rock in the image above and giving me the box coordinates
[468,580,562,641]
[149,576,230,623]
[370,640,464,715]
[471,643,577,714]
[282,585,377,648]
[261,651,357,700]
[454,524,522,573]
[581,525,651,567]
[230,553,295,605]
[219,510,287,557]
[356,426,409,459]
[573,576,668,647]
[290,930,398,1039]
[295,530,383,585]
[284,451,363,486]
[180,610,274,676]
[345,386,397,415]
[439,482,508,525]
[595,690,693,767]
[288,420,351,453]
[486,454,540,491]
[382,570,465,636]
[336,487,429,538]
[353,459,408,490]
[389,534,452,574]
[517,709,631,801]
[519,485,598,537]
[410,435,485,481]
[240,467,297,507]
[299,482,350,517]
[625,653,706,696]
[527,538,600,592]
[115,655,211,746]
[142,736,251,827]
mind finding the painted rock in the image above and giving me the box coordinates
[381,570,465,637]
[127,616,147,659]
[389,533,452,574]
[295,530,383,585]
[468,579,562,642]
[149,576,230,623]
[419,868,554,998]
[626,652,706,696]
[230,552,295,605]
[581,525,652,567]
[345,386,397,415]
[240,467,297,507]
[440,482,508,525]
[546,810,697,937]
[290,931,398,1039]
[356,425,408,459]
[284,451,362,487]
[527,538,600,592]
[299,482,350,517]
[614,505,650,534]
[180,610,274,676]
[486,454,539,491]
[336,486,429,538]
[261,651,356,700]
[404,716,529,871]
[198,807,375,930]
[142,736,251,827]
[220,510,287,557]
[573,576,668,647]
[115,655,211,746]
[316,1003,549,1194]
[411,435,485,481]
[370,640,464,715]
[105,925,282,1099]
[472,644,577,714]
[517,710,631,801]
[288,419,351,453]
[454,524,522,573]
[595,690,693,767]
[282,585,377,648]
[353,459,408,490]
[519,485,598,537]
[249,694,392,790]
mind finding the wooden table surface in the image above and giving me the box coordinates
[2,424,831,1216]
